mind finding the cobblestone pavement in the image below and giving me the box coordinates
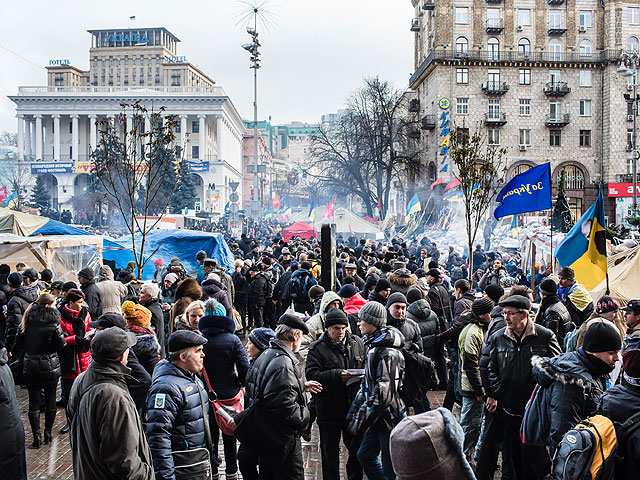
[18,384,446,479]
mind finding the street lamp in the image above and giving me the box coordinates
[620,51,640,223]
[242,14,261,218]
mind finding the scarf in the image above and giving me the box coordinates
[558,285,570,305]
[126,324,155,336]
[579,347,615,375]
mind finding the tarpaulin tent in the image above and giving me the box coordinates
[590,245,640,306]
[0,208,49,236]
[30,220,91,236]
[289,208,381,235]
[282,222,318,242]
[0,233,102,282]
[102,229,235,280]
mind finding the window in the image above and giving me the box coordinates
[579,11,592,28]
[629,7,639,25]
[192,121,199,133]
[456,98,469,115]
[549,10,563,29]
[518,9,531,26]
[550,129,561,146]
[456,7,469,24]
[580,130,591,147]
[628,129,634,149]
[519,69,531,85]
[549,39,562,61]
[191,145,199,159]
[628,37,639,51]
[488,129,500,145]
[54,73,64,86]
[580,99,592,116]
[550,70,561,83]
[488,69,500,89]
[512,164,533,178]
[580,70,592,86]
[487,38,500,61]
[558,165,585,189]
[628,158,634,174]
[69,121,73,134]
[518,38,531,55]
[487,8,500,28]
[175,123,181,133]
[456,68,469,84]
[519,99,531,116]
[579,40,592,56]
[519,129,531,146]
[488,99,501,119]
[549,102,562,120]
[456,37,469,53]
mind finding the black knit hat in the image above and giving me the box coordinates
[386,292,408,308]
[324,308,348,328]
[78,267,94,281]
[472,297,494,317]
[406,288,424,304]
[248,327,276,351]
[583,321,622,353]
[484,283,504,303]
[375,278,391,293]
[539,278,558,296]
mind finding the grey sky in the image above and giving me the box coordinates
[0,0,414,133]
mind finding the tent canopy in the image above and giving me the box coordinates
[282,222,318,242]
[30,219,91,236]
[102,229,235,279]
[289,207,381,235]
[0,208,49,236]
[590,245,640,306]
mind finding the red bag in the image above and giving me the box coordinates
[201,367,245,436]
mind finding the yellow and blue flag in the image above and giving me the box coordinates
[555,185,607,290]
[494,163,551,219]
[405,194,421,221]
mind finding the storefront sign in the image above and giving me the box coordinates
[31,163,73,174]
[438,97,451,173]
[189,161,209,172]
[73,162,94,174]
[607,183,640,197]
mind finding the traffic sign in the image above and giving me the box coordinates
[229,192,239,202]
[229,203,239,213]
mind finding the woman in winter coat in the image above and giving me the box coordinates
[169,278,202,335]
[97,265,127,314]
[201,273,233,316]
[15,293,66,447]
[122,300,160,376]
[58,288,92,433]
[199,298,251,479]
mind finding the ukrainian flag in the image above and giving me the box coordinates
[555,186,607,290]
[405,194,421,221]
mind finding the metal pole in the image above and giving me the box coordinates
[632,60,638,219]
[253,12,259,219]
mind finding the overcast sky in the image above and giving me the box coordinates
[0,0,415,133]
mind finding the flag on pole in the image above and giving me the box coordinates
[0,186,7,203]
[554,186,607,290]
[430,177,444,190]
[272,195,281,210]
[444,178,461,192]
[376,197,382,212]
[405,194,421,222]
[308,198,315,219]
[323,197,335,218]
[494,163,552,219]
[130,16,136,20]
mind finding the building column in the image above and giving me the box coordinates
[35,114,43,160]
[25,119,32,157]
[17,114,24,161]
[52,114,60,161]
[89,115,97,152]
[180,115,187,156]
[216,115,223,162]
[198,114,206,159]
[71,114,79,161]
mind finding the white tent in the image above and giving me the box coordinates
[590,245,640,306]
[290,207,381,235]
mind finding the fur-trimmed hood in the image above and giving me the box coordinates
[531,351,596,389]
[388,272,418,287]
[198,314,236,334]
[174,278,202,302]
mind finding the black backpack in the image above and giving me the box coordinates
[399,347,434,407]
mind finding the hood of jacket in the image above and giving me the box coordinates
[365,325,405,349]
[201,278,224,293]
[11,284,39,304]
[406,299,433,322]
[98,265,114,281]
[319,291,343,319]
[388,271,418,287]
[174,278,202,301]
[344,293,367,314]
[198,314,235,334]
[0,347,7,366]
[531,351,595,389]
[28,303,61,327]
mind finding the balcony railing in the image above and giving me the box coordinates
[545,113,571,126]
[411,18,420,32]
[486,0,502,3]
[548,23,567,35]
[422,1,435,10]
[408,49,628,87]
[544,81,571,96]
[17,85,225,95]
[484,113,507,125]
[486,19,504,34]
[421,114,436,130]
[482,81,510,95]
[547,0,565,4]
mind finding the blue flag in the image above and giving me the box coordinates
[494,163,552,220]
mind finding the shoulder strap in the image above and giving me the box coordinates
[193,374,214,455]
[616,410,640,441]
[201,366,217,401]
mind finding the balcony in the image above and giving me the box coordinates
[548,23,567,35]
[486,0,502,3]
[544,81,571,96]
[421,114,436,130]
[547,0,565,4]
[482,81,510,95]
[422,1,435,10]
[486,19,504,34]
[410,18,420,32]
[484,113,507,126]
[545,113,571,127]
[409,98,420,112]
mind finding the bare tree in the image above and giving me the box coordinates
[0,131,17,147]
[308,77,421,218]
[449,123,507,278]
[0,161,30,210]
[91,102,185,278]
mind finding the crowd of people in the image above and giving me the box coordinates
[0,232,639,480]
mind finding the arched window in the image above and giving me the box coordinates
[511,164,532,178]
[579,39,592,56]
[557,165,585,190]
[549,39,562,61]
[456,37,468,53]
[488,37,500,61]
[628,36,639,52]
[518,38,531,55]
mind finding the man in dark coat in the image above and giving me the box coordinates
[535,278,572,346]
[67,327,153,479]
[244,314,312,480]
[306,309,365,480]
[0,340,26,479]
[427,269,451,390]
[78,267,103,321]
[4,272,39,355]
[139,283,166,359]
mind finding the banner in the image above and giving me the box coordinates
[494,163,552,220]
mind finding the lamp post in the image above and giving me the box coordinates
[619,51,640,222]
[242,10,261,218]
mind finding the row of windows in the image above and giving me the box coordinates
[482,128,591,148]
[454,7,639,27]
[454,36,639,54]
[456,68,593,86]
[93,55,163,67]
[455,98,592,117]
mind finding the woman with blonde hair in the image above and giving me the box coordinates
[15,293,65,447]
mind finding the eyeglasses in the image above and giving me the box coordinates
[503,310,524,317]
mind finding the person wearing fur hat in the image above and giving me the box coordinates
[348,301,406,480]
[201,272,232,317]
[390,408,476,480]
[123,301,160,376]
[387,267,418,296]
[535,278,572,345]
[306,308,365,480]
[169,278,202,335]
[532,318,621,453]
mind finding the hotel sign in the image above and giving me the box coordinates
[49,59,70,66]
[165,56,188,63]
[103,32,149,45]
